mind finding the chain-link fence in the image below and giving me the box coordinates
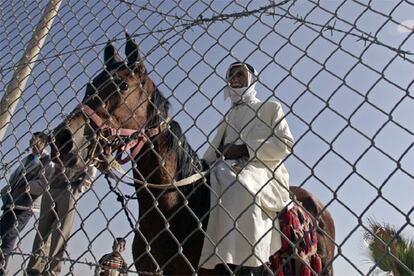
[0,0,413,275]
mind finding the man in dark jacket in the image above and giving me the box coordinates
[0,132,53,274]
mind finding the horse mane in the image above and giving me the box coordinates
[147,88,203,189]
[146,87,170,128]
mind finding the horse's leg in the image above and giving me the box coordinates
[290,186,336,276]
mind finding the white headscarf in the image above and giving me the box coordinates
[224,62,258,104]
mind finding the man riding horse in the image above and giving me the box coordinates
[198,62,294,275]
[48,33,335,275]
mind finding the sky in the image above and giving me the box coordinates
[0,0,413,275]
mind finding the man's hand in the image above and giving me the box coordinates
[218,143,248,160]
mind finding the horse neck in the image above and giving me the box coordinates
[134,131,181,215]
[131,120,209,273]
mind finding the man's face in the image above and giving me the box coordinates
[112,240,126,254]
[30,137,46,155]
[228,65,249,88]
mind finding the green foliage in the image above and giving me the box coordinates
[364,218,414,276]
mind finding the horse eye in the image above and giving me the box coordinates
[119,82,129,91]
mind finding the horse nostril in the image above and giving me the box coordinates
[52,127,74,163]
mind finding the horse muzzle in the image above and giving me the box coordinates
[51,125,79,167]
[50,117,95,168]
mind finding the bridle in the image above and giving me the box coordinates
[76,67,206,190]
[81,104,169,165]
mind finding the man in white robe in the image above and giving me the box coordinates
[199,62,294,275]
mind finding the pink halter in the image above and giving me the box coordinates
[82,105,168,164]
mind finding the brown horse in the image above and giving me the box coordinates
[50,34,335,275]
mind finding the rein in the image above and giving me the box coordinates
[107,165,208,190]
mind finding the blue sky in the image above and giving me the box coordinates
[1,0,413,275]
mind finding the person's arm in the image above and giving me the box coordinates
[94,265,102,276]
[203,121,227,164]
[218,143,248,160]
[7,156,28,189]
[28,161,55,196]
[120,257,128,276]
[245,102,294,162]
[95,255,105,276]
[1,157,28,206]
[1,163,21,195]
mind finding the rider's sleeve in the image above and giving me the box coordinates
[245,102,294,162]
[203,120,227,164]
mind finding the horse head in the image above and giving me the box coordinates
[51,33,158,170]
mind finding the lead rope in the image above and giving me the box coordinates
[104,174,165,276]
[104,174,137,232]
[90,135,138,233]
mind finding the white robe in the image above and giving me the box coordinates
[199,99,294,268]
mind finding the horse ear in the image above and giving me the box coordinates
[104,41,122,67]
[125,33,141,67]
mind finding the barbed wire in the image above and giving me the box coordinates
[1,0,412,74]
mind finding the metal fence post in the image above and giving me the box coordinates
[0,0,62,143]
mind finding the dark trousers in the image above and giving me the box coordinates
[0,208,33,273]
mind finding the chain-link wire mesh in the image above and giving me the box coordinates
[0,0,413,275]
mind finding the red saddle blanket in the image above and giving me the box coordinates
[269,203,322,276]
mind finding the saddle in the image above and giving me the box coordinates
[269,203,322,276]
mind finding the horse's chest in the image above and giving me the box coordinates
[159,192,179,210]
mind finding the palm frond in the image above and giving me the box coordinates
[395,239,414,275]
[364,218,414,275]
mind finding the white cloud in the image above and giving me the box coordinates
[397,20,414,33]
